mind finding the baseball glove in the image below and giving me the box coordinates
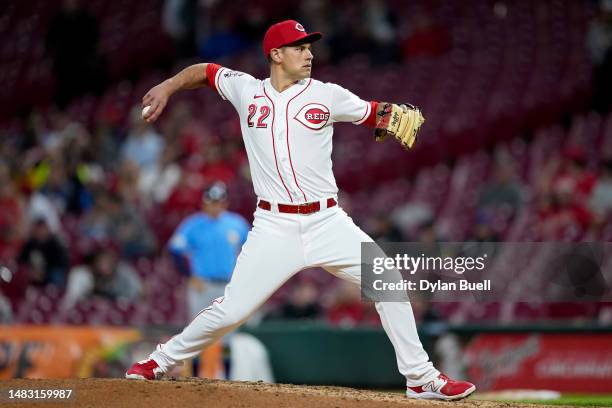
[374,103,425,150]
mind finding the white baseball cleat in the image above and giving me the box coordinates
[125,359,165,380]
[406,373,476,400]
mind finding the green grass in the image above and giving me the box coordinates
[511,395,612,407]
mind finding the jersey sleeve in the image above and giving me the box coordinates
[206,63,257,109]
[328,83,372,125]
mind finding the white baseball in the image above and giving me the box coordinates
[142,105,151,118]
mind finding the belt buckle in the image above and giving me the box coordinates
[296,202,311,215]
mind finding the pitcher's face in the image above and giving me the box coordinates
[274,43,314,80]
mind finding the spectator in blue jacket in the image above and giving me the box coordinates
[168,181,249,318]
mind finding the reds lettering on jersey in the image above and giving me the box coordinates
[206,63,373,204]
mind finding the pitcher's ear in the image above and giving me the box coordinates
[270,48,283,63]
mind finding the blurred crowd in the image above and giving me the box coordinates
[162,0,451,65]
[1,0,612,327]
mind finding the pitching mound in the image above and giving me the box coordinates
[0,378,560,408]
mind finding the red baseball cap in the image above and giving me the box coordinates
[262,20,322,57]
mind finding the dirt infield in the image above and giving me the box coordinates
[0,378,565,408]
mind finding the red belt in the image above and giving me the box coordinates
[258,198,337,215]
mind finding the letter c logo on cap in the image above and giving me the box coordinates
[295,23,305,32]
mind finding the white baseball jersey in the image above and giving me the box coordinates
[206,63,374,203]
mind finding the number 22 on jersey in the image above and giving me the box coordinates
[247,104,270,128]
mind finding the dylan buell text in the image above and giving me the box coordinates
[372,279,492,293]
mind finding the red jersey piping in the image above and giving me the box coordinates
[263,86,294,202]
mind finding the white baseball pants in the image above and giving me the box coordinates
[151,204,439,386]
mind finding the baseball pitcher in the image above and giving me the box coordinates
[126,20,475,400]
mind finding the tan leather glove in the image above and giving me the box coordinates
[374,103,425,150]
